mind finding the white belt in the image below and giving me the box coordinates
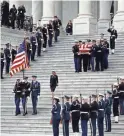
[80,112,88,114]
[99,109,104,111]
[114,97,119,98]
[91,110,97,113]
[120,91,124,93]
[97,51,101,52]
[71,110,79,113]
[54,112,57,113]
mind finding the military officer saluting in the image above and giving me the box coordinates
[62,95,71,136]
[105,91,112,132]
[30,75,40,115]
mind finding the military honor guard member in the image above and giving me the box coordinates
[62,95,71,136]
[11,46,17,63]
[105,91,112,132]
[98,93,105,136]
[42,24,48,51]
[1,48,5,79]
[51,96,61,136]
[70,95,80,135]
[30,75,40,115]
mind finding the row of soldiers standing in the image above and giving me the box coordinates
[51,77,124,136]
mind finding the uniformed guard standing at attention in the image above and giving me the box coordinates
[11,46,17,63]
[62,95,71,136]
[90,94,99,136]
[47,20,53,47]
[30,31,37,61]
[30,75,40,115]
[1,48,5,79]
[80,96,90,136]
[51,96,61,136]
[13,79,21,116]
[36,28,42,56]
[4,43,11,74]
[105,91,112,132]
[98,93,105,136]
[42,24,48,52]
[70,95,80,135]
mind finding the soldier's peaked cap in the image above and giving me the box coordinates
[23,76,28,80]
[64,95,70,99]
[113,83,118,86]
[54,96,60,102]
[32,75,37,78]
[99,93,104,97]
[107,91,112,94]
[92,94,97,98]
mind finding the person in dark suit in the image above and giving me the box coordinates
[50,71,58,99]
[107,26,118,54]
[1,48,5,79]
[30,75,40,115]
[4,43,11,74]
[66,20,73,35]
[62,95,71,136]
[52,96,61,136]
[47,20,53,47]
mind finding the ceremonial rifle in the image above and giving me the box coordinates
[89,95,93,136]
[62,94,65,136]
[117,77,120,85]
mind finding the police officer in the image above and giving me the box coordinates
[105,91,112,132]
[20,77,30,116]
[80,96,90,136]
[30,75,40,115]
[13,79,21,116]
[98,93,105,136]
[47,20,53,47]
[118,77,124,115]
[70,95,80,135]
[90,94,99,136]
[1,48,4,79]
[42,24,48,52]
[62,95,71,136]
[4,43,11,74]
[30,31,37,61]
[51,96,61,136]
[11,46,17,63]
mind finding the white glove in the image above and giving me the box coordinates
[115,39,117,42]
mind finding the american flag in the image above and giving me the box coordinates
[10,40,29,77]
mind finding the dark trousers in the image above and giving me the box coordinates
[1,15,9,26]
[66,28,72,34]
[82,54,89,72]
[79,55,82,72]
[6,59,10,73]
[11,19,15,29]
[91,118,96,136]
[113,103,119,116]
[31,95,38,113]
[63,120,69,136]
[90,56,95,71]
[88,55,91,69]
[72,117,80,132]
[48,34,53,47]
[31,45,36,61]
[52,119,60,136]
[54,30,59,42]
[95,52,104,71]
[105,114,111,131]
[98,117,104,136]
[103,53,109,69]
[120,98,124,115]
[81,120,88,136]
[43,38,47,48]
[37,42,42,56]
[18,17,24,29]
[1,62,4,78]
[22,96,27,113]
[27,52,31,65]
[15,96,21,114]
[110,38,115,49]
[74,57,79,72]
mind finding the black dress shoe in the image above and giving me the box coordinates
[32,112,37,115]
[1,77,4,79]
[105,130,111,132]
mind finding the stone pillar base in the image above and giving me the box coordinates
[113,12,124,32]
[98,20,110,34]
[73,16,97,35]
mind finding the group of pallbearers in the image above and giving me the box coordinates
[13,75,40,116]
[72,39,109,72]
[51,76,124,136]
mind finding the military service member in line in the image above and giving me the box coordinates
[42,24,48,52]
[30,75,40,115]
[1,48,5,79]
[11,46,17,63]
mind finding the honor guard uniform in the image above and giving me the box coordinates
[51,96,61,136]
[36,28,42,56]
[13,79,21,116]
[105,91,112,132]
[1,48,4,79]
[70,95,80,134]
[42,24,48,51]
[80,96,90,136]
[47,20,53,47]
[4,43,11,74]
[112,83,120,123]
[20,77,30,116]
[30,31,37,61]
[11,46,17,63]
[30,75,40,115]
[90,94,99,136]
[62,95,71,136]
[107,26,118,54]
[98,93,105,136]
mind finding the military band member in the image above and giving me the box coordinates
[80,96,90,136]
[42,24,48,52]
[30,75,40,115]
[112,83,120,123]
[98,93,105,136]
[105,91,112,132]
[1,48,4,79]
[70,95,80,134]
[90,94,99,136]
[107,26,118,54]
[62,95,71,136]
[51,96,61,136]
[47,20,53,47]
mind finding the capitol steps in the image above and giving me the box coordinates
[1,27,124,136]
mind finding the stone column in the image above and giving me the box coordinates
[73,0,97,35]
[98,1,111,34]
[113,0,124,32]
[41,0,54,25]
[54,1,62,20]
[32,0,43,25]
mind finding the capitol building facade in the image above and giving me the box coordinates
[7,0,124,35]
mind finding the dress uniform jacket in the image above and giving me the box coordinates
[30,81,40,96]
[11,48,17,62]
[52,103,61,120]
[118,83,124,99]
[13,82,22,97]
[98,99,105,118]
[36,32,42,44]
[53,20,60,31]
[1,52,4,78]
[20,81,30,97]
[105,97,112,114]
[47,24,53,36]
[90,101,99,119]
[80,103,90,120]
